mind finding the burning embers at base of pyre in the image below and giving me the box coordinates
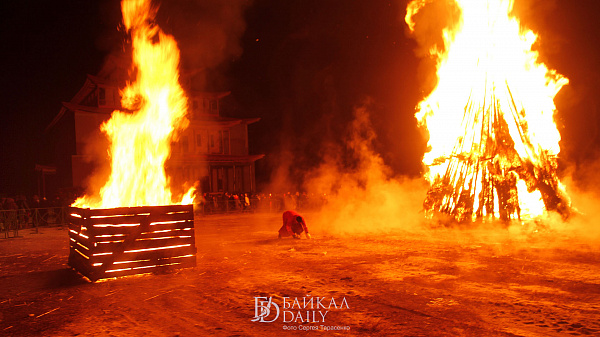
[406,0,572,223]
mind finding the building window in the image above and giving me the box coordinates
[223,130,229,155]
[191,100,199,119]
[217,167,224,192]
[218,130,223,153]
[181,136,189,153]
[209,131,223,154]
[210,99,218,112]
[98,87,106,106]
[197,130,208,153]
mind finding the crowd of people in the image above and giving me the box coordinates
[195,191,328,214]
[0,190,328,233]
[0,194,73,233]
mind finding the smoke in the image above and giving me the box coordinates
[263,147,295,194]
[302,101,429,235]
[76,125,111,203]
[403,0,461,95]
[157,0,251,90]
[553,157,600,242]
[404,0,460,57]
[294,89,598,246]
[94,0,251,89]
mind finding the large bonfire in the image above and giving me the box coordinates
[406,0,571,222]
[74,0,193,209]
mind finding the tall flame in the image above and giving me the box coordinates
[406,0,570,221]
[74,0,192,209]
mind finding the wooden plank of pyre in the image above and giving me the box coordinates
[103,253,197,275]
[102,257,197,279]
[68,207,96,280]
[93,236,194,254]
[87,204,191,217]
[90,216,192,236]
[70,208,93,238]
[99,237,196,278]
[90,213,153,281]
[68,245,95,281]
[99,212,196,277]
[118,244,197,263]
[68,225,93,251]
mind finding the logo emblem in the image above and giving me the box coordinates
[251,297,280,323]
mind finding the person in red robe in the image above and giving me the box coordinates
[278,210,311,239]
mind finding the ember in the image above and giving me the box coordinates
[406,0,571,222]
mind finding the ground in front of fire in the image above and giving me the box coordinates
[1,212,599,336]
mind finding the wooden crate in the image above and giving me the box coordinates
[68,204,196,281]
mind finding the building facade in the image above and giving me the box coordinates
[44,72,263,197]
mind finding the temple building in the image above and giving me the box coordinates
[44,68,263,197]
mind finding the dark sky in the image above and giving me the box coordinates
[1,0,599,195]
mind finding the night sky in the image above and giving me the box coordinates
[1,0,599,196]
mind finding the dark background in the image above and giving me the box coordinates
[1,0,599,196]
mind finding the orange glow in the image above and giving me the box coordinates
[70,229,90,239]
[150,220,188,225]
[125,243,191,254]
[407,0,570,221]
[92,254,194,268]
[96,234,126,238]
[146,229,176,234]
[137,236,192,241]
[75,249,90,260]
[72,0,193,209]
[93,259,150,267]
[93,223,140,228]
[105,262,182,273]
[90,214,138,219]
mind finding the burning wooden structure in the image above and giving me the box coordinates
[422,83,571,222]
[68,205,196,281]
[64,1,202,282]
[406,0,572,223]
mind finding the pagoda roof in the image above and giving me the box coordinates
[62,102,115,114]
[46,102,260,133]
[45,102,113,133]
[86,74,121,87]
[47,73,256,133]
[69,75,97,105]
[78,74,232,100]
